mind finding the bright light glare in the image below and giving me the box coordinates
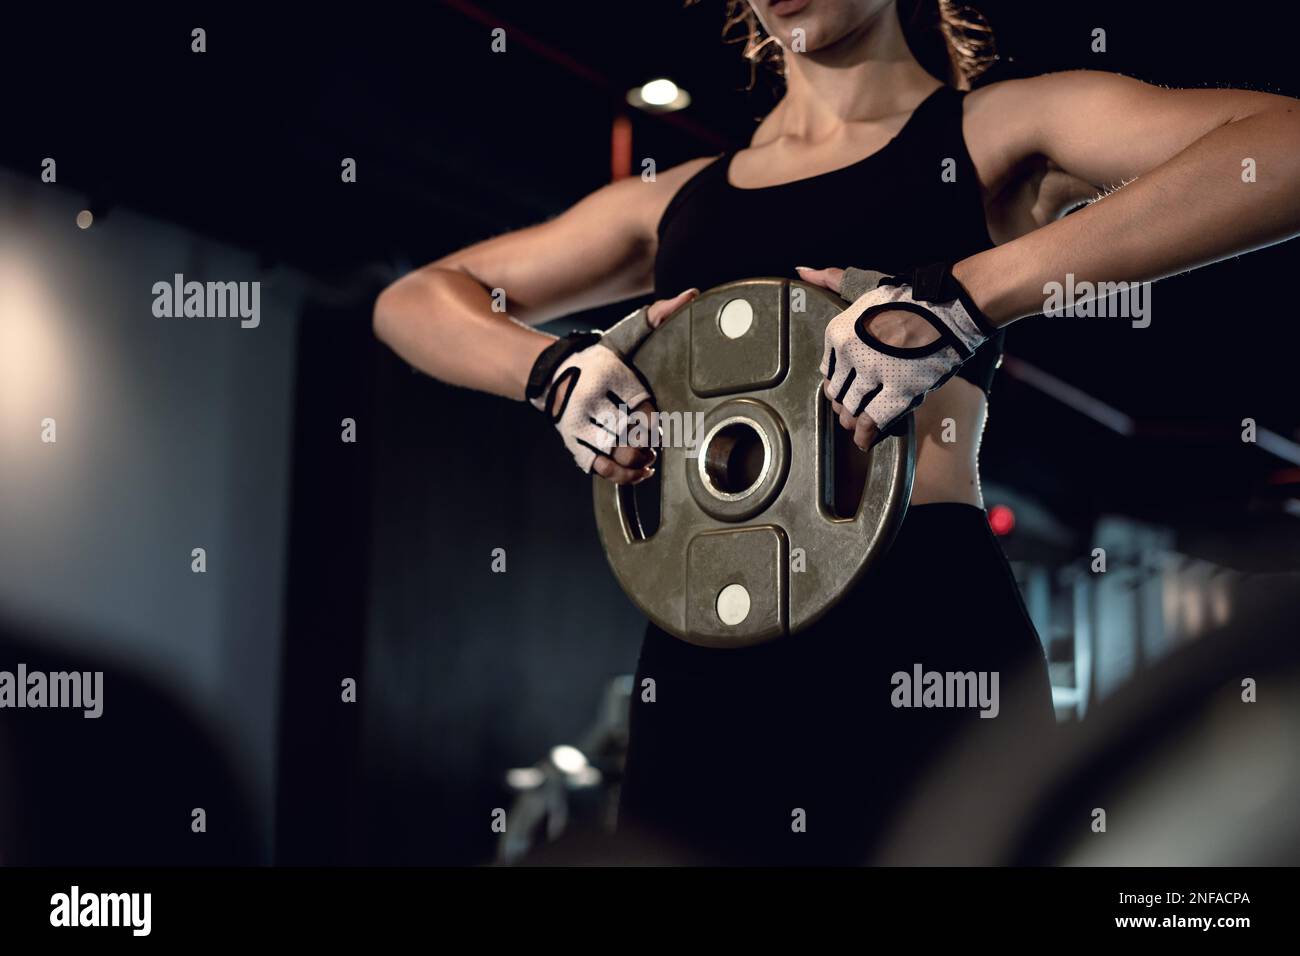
[0,247,78,440]
[505,767,545,789]
[641,79,679,106]
[627,78,691,113]
[549,745,588,774]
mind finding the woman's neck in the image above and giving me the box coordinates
[761,5,941,144]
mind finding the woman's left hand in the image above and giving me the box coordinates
[796,266,943,450]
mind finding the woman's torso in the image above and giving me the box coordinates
[652,84,1001,506]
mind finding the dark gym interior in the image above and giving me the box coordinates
[1,1,1298,870]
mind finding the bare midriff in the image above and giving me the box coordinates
[907,376,987,508]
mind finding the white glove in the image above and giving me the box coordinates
[526,311,653,473]
[820,263,995,440]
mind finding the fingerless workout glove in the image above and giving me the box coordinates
[821,262,996,439]
[526,308,653,473]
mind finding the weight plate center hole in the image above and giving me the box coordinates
[701,419,770,500]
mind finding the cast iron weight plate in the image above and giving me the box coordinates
[593,278,915,648]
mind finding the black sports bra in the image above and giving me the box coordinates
[653,85,1003,395]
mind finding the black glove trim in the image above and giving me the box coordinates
[853,303,973,361]
[525,331,601,404]
[904,262,997,338]
[545,366,582,422]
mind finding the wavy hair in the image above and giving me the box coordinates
[693,0,997,91]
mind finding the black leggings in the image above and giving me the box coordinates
[618,502,1056,865]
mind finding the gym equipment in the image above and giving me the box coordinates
[593,278,915,648]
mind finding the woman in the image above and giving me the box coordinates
[373,1,1300,864]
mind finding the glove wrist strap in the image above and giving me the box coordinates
[905,262,997,338]
[525,331,601,404]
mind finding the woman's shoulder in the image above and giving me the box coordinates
[586,154,723,245]
[648,153,728,211]
[964,69,1140,137]
[645,154,728,238]
[657,154,726,188]
[961,74,1083,192]
[963,70,1152,183]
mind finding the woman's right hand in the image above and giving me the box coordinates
[534,288,698,485]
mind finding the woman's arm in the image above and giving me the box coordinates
[373,158,711,400]
[956,70,1300,324]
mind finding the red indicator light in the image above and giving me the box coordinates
[988,504,1015,536]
